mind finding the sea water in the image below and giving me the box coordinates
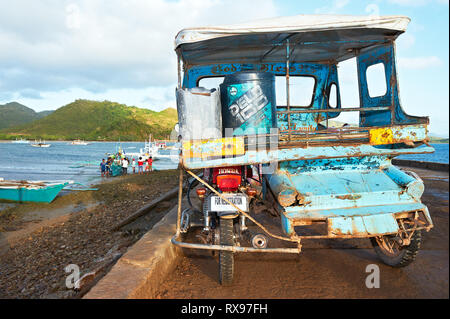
[397,143,449,164]
[0,141,178,186]
[0,142,447,186]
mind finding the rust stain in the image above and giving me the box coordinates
[335,194,362,200]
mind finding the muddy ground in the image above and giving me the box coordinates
[0,170,180,299]
[156,167,449,299]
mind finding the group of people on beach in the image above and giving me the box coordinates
[100,156,153,177]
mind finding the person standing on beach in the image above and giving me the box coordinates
[147,156,153,172]
[132,158,136,174]
[100,159,106,177]
[122,157,129,175]
[138,157,144,175]
[106,157,112,177]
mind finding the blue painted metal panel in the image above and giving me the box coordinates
[282,202,429,236]
[284,202,427,220]
[328,213,400,237]
[357,43,429,127]
[266,155,431,236]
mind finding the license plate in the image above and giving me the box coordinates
[210,194,248,212]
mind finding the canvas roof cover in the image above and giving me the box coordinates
[175,14,410,64]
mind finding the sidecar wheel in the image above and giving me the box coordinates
[370,231,422,267]
[219,218,234,285]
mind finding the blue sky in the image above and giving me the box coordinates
[0,0,448,136]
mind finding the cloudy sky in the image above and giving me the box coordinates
[0,0,448,136]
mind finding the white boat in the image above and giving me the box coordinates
[125,136,161,160]
[152,143,180,161]
[12,138,29,144]
[70,139,89,145]
[31,140,51,148]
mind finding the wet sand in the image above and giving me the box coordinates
[0,170,180,298]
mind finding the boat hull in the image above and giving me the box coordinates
[0,183,68,203]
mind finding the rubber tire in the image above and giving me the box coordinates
[219,218,234,285]
[370,231,422,268]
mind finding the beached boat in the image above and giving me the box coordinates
[31,140,51,148]
[12,138,29,144]
[111,163,123,177]
[70,139,89,145]
[0,180,73,203]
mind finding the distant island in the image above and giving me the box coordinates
[0,100,447,143]
[429,136,449,144]
[0,102,54,130]
[0,99,178,141]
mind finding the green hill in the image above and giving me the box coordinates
[0,102,53,130]
[0,99,178,141]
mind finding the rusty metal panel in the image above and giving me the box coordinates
[369,124,427,145]
[328,216,367,237]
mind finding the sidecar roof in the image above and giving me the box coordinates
[175,14,409,64]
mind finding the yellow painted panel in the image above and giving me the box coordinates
[369,127,394,145]
[182,137,245,160]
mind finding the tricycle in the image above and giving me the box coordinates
[171,14,434,285]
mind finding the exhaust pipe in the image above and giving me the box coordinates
[251,233,268,249]
[242,230,268,249]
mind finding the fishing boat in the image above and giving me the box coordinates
[0,180,73,203]
[70,139,89,145]
[152,143,180,161]
[31,140,51,148]
[12,138,29,144]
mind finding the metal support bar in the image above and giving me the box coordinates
[390,41,396,126]
[171,235,300,253]
[175,168,184,236]
[286,39,291,142]
[277,106,390,114]
[177,54,182,89]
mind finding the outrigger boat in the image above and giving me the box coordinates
[0,180,73,203]
[70,139,89,145]
[172,14,435,285]
[31,140,51,148]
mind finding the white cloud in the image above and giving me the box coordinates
[65,4,81,30]
[388,0,448,6]
[398,56,443,69]
[314,0,350,14]
[0,0,278,108]
[397,33,416,49]
[387,0,431,6]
